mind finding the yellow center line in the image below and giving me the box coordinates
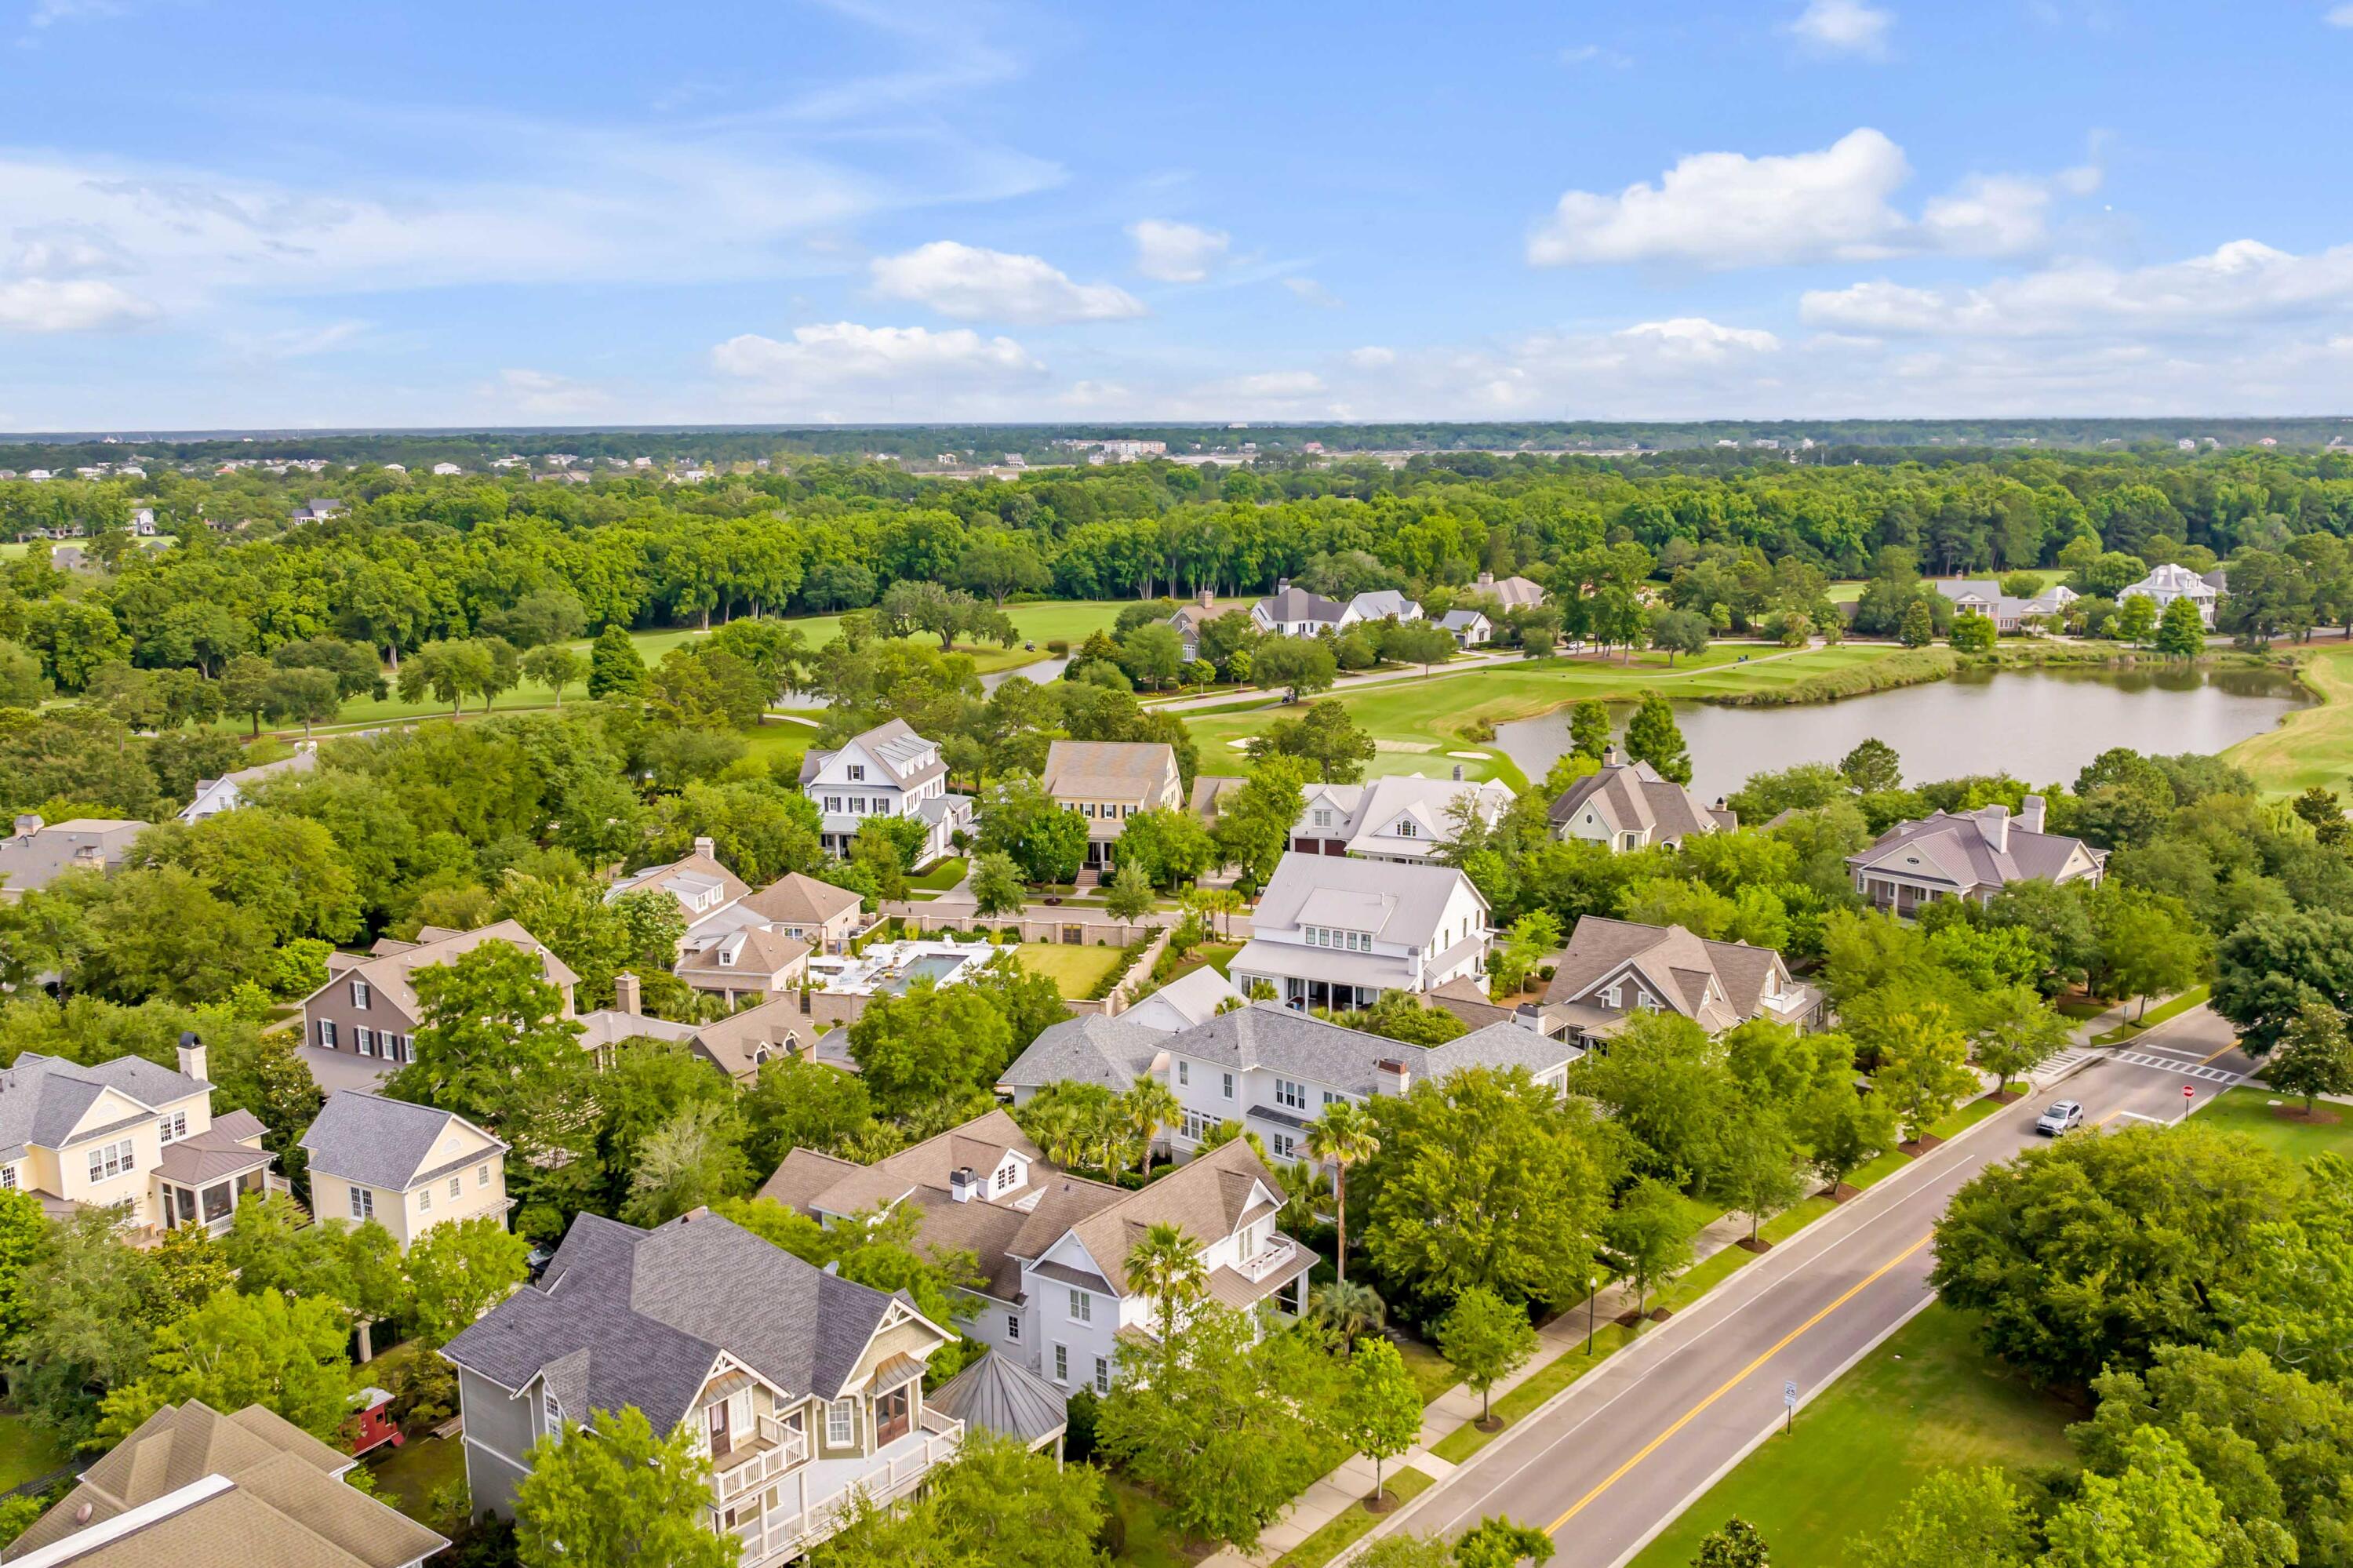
[1544,1233,1933,1536]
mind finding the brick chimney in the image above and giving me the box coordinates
[1375,1060,1411,1097]
[614,972,641,1016]
[1198,587,1214,608]
[2018,794,2046,835]
[176,1031,208,1085]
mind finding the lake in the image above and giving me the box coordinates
[1493,665,2311,806]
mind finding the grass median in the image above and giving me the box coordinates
[1270,1468,1435,1568]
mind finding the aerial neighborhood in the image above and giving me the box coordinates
[0,414,2346,1568]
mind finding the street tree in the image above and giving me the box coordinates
[1251,636,1337,700]
[1340,1337,1423,1502]
[1105,860,1155,922]
[1873,1003,1979,1143]
[1455,1519,1556,1568]
[1437,1286,1537,1425]
[969,850,1028,918]
[1602,1177,1702,1326]
[2268,995,2353,1115]
[1795,1085,1898,1197]
[1712,1105,1805,1245]
[1690,1519,1771,1568]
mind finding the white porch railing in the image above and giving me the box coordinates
[723,1414,964,1566]
[711,1414,807,1507]
[1237,1235,1297,1283]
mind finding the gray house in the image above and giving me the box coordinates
[0,815,144,899]
[441,1209,962,1565]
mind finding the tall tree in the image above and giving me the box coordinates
[1849,1468,2032,1568]
[1623,693,1691,784]
[1602,1177,1700,1326]
[1340,1337,1424,1502]
[99,1287,351,1443]
[1305,1099,1380,1283]
[515,1406,735,1568]
[1438,1286,1537,1425]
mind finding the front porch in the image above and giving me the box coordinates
[717,1410,964,1566]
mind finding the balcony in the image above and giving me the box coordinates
[712,1415,806,1506]
[1236,1234,1298,1283]
[724,1411,964,1566]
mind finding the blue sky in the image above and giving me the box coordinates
[5,0,2353,429]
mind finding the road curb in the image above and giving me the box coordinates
[1344,1075,2054,1563]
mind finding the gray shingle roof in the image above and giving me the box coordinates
[1251,851,1484,949]
[1424,1020,1584,1076]
[1253,584,1346,624]
[1847,806,2102,895]
[1541,916,1795,1029]
[296,1090,504,1193]
[998,1013,1168,1093]
[441,1210,925,1430]
[1166,1002,1573,1096]
[0,1052,206,1160]
[927,1352,1068,1448]
[1548,761,1734,842]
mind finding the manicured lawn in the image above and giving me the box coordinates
[2225,643,2353,798]
[1182,645,1904,789]
[1270,1466,1435,1568]
[2092,984,2211,1046]
[0,1413,68,1492]
[1155,942,1242,988]
[1108,1475,1209,1568]
[1015,942,1129,998]
[1925,1094,2008,1142]
[0,541,28,560]
[1625,1304,2078,1568]
[910,857,969,893]
[1391,1335,1459,1406]
[2198,1086,2353,1162]
[367,1432,466,1525]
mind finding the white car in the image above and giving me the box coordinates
[2035,1101,2085,1137]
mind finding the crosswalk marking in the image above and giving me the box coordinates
[2036,1049,2100,1079]
[2116,1050,2242,1086]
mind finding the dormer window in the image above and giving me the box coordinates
[544,1388,562,1431]
[848,764,866,782]
[1395,820,1417,838]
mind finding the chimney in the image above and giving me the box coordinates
[176,1031,208,1085]
[1276,577,1291,594]
[1977,803,2010,854]
[949,1167,976,1203]
[692,835,716,860]
[1452,763,1465,781]
[681,1206,711,1224]
[11,813,38,841]
[1198,587,1214,609]
[1478,571,1495,588]
[2018,794,2046,835]
[614,972,641,1016]
[1602,744,1620,768]
[1375,1060,1411,1097]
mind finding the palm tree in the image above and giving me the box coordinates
[1121,1075,1182,1182]
[1307,1279,1386,1348]
[1305,1100,1380,1283]
[1087,1097,1131,1178]
[1013,1095,1084,1169]
[1126,1221,1208,1384]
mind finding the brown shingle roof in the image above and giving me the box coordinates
[302,920,577,1020]
[740,871,863,927]
[1040,740,1180,804]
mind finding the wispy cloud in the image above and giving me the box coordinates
[1786,0,1894,58]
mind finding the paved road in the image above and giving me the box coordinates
[1373,1006,2254,1568]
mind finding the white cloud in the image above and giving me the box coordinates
[1129,220,1230,282]
[1529,129,2092,267]
[709,322,1042,417]
[1559,43,1632,67]
[27,0,126,27]
[868,241,1144,324]
[1800,239,2353,337]
[1282,277,1341,307]
[1618,318,1783,356]
[2329,3,2353,25]
[1347,346,1396,368]
[483,367,614,419]
[1787,0,1894,57]
[0,277,151,331]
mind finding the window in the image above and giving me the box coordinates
[1221,1071,1235,1101]
[824,796,842,813]
[1053,1344,1069,1384]
[1271,1131,1298,1160]
[1094,1357,1111,1394]
[85,1138,133,1183]
[1176,1060,1189,1087]
[419,1186,433,1212]
[354,1027,374,1057]
[449,1176,464,1199]
[1323,1090,1345,1106]
[478,1164,492,1188]
[849,796,866,814]
[349,1187,373,1221]
[1006,1314,1020,1342]
[1312,809,1332,828]
[1180,1109,1214,1141]
[385,1035,409,1064]
[1395,820,1417,838]
[847,764,865,782]
[826,1400,854,1446]
[156,1111,187,1144]
[1275,1078,1307,1111]
[0,1166,15,1191]
[351,978,370,1010]
[316,1019,336,1050]
[994,1162,1016,1193]
[1068,1288,1092,1324]
[544,1388,562,1431]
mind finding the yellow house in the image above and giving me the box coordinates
[1038,740,1184,872]
[0,1035,282,1239]
[296,1090,509,1249]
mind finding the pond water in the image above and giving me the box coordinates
[1493,665,2311,806]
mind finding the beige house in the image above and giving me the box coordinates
[1847,796,2105,915]
[443,1209,963,1564]
[296,1091,509,1249]
[1038,740,1184,871]
[0,1035,283,1239]
[675,926,811,1007]
[1549,749,1736,852]
[0,1399,446,1567]
[740,872,866,955]
[607,838,751,932]
[1540,917,1824,1045]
